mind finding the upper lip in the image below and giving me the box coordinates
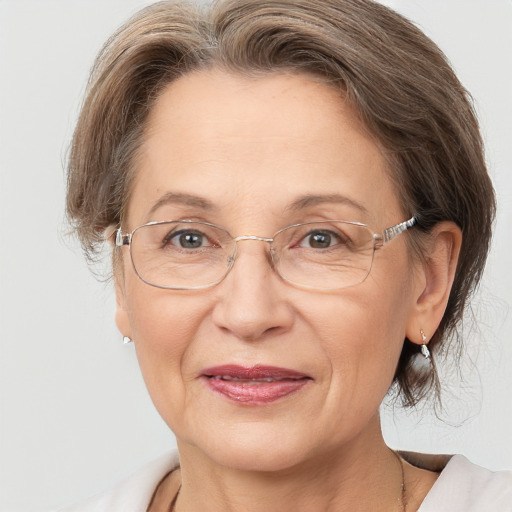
[201,365,311,381]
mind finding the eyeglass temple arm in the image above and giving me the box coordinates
[115,228,131,247]
[381,216,417,244]
[113,218,416,248]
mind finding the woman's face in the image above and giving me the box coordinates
[116,69,423,471]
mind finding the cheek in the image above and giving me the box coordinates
[123,280,211,414]
[303,273,412,410]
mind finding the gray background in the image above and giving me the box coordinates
[1,1,511,511]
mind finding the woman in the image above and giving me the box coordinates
[62,0,512,510]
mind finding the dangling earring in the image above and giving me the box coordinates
[123,336,133,345]
[420,329,430,359]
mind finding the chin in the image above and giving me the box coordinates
[179,421,317,473]
[210,442,310,473]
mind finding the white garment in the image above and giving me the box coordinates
[57,451,512,512]
[57,452,180,512]
[418,455,512,511]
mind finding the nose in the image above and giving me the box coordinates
[211,240,294,341]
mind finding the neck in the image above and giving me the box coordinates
[174,415,405,512]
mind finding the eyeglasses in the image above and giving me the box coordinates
[115,217,417,291]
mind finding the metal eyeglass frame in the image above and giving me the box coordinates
[115,216,417,291]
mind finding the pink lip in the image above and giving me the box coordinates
[201,365,311,405]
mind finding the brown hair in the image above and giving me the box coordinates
[66,0,496,406]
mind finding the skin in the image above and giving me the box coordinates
[115,69,461,511]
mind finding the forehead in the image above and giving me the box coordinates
[128,69,401,228]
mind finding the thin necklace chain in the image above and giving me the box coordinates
[169,451,406,512]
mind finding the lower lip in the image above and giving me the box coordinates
[203,377,310,405]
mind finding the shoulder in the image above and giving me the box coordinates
[419,455,512,512]
[56,451,179,512]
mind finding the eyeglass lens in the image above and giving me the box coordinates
[129,221,376,290]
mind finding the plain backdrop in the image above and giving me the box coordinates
[0,1,511,511]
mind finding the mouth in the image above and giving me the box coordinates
[201,365,312,405]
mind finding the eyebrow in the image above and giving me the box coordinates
[286,194,369,215]
[147,192,368,220]
[147,192,216,218]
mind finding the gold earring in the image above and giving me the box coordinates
[420,329,430,359]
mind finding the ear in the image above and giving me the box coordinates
[406,221,462,346]
[114,273,132,339]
